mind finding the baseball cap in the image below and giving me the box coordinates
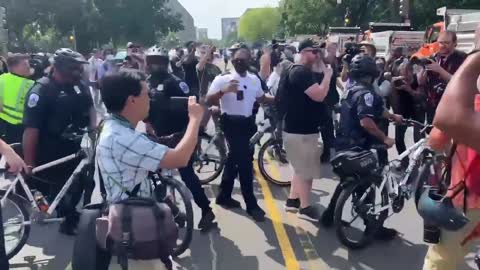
[298,39,321,52]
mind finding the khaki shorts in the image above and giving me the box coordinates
[283,132,323,180]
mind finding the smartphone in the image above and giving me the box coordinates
[170,97,189,111]
[236,90,244,101]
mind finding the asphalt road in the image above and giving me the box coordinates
[5,116,479,270]
[5,59,480,269]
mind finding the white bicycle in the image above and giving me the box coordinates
[0,128,95,259]
[332,119,445,249]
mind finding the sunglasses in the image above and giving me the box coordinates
[303,49,320,55]
[232,58,248,64]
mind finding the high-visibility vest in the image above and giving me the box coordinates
[0,73,34,125]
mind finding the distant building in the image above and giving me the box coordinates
[166,0,196,42]
[197,28,208,41]
[221,17,239,40]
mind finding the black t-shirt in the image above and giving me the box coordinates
[182,58,199,92]
[23,77,93,162]
[283,65,327,134]
[147,75,190,137]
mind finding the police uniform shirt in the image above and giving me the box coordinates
[208,71,264,117]
[338,85,384,149]
[23,78,93,159]
[147,74,190,137]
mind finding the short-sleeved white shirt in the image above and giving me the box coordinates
[207,71,264,117]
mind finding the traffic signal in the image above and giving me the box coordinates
[344,8,351,26]
[399,0,409,17]
[0,7,5,28]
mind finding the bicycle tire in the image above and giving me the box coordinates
[160,177,194,257]
[333,181,388,250]
[195,134,227,185]
[0,190,30,259]
[257,138,291,186]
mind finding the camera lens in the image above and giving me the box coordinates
[423,223,441,244]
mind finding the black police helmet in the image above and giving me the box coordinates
[53,48,87,70]
[349,53,380,80]
[417,187,470,231]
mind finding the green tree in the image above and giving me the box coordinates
[281,0,392,35]
[238,8,281,42]
[0,0,184,53]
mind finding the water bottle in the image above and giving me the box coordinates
[34,191,49,213]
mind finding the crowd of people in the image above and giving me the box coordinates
[0,24,478,269]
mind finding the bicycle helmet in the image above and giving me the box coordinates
[146,45,168,58]
[417,187,470,231]
[52,48,87,75]
[349,53,380,80]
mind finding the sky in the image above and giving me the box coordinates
[177,0,280,40]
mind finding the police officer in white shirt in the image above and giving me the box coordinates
[207,47,274,222]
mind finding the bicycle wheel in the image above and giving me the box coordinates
[155,177,194,257]
[333,181,388,250]
[0,190,30,259]
[194,134,226,185]
[257,138,291,186]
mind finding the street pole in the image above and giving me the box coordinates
[73,26,77,51]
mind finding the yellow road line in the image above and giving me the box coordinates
[254,162,300,270]
[263,154,328,270]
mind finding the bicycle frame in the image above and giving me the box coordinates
[371,138,428,215]
[0,133,93,224]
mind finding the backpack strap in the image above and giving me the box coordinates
[117,204,133,270]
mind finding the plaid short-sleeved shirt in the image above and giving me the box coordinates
[96,115,169,202]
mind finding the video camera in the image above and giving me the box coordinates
[342,42,362,65]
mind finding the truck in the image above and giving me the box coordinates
[412,7,480,59]
[327,27,362,54]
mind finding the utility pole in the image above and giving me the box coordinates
[0,7,7,56]
[399,0,411,24]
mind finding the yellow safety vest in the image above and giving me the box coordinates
[0,73,34,125]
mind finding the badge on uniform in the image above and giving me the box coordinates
[157,84,164,91]
[179,82,189,94]
[74,85,81,94]
[27,93,40,108]
[364,93,374,107]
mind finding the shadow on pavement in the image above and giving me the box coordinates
[174,227,259,270]
[10,224,74,270]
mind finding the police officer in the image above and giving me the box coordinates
[320,54,403,240]
[0,54,34,144]
[206,47,274,222]
[23,48,96,235]
[144,45,217,231]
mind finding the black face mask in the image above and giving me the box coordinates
[232,59,249,74]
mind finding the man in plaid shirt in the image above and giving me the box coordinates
[97,69,203,203]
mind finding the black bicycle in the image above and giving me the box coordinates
[150,170,194,256]
[251,110,291,186]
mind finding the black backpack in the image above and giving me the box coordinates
[274,63,300,121]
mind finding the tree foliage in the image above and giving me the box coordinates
[281,0,480,36]
[238,8,281,42]
[0,0,184,53]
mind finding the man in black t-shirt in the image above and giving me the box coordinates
[182,41,200,96]
[282,39,333,222]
